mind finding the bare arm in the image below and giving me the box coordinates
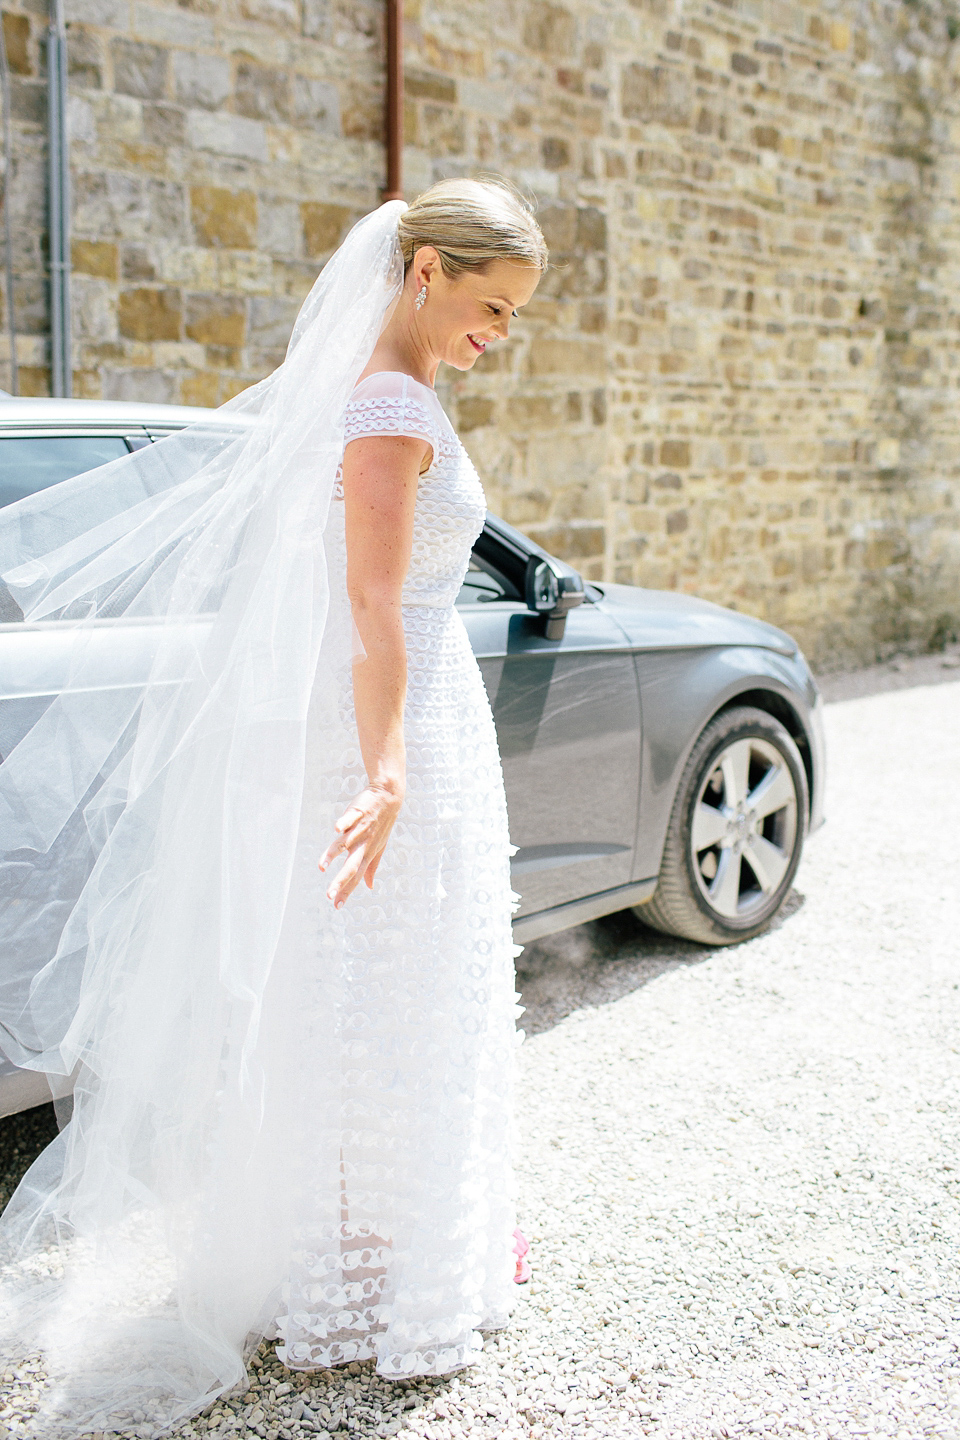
[318,432,428,906]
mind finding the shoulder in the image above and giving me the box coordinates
[344,372,447,451]
[350,371,442,414]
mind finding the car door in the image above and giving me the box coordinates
[458,556,642,921]
[0,427,151,511]
[0,426,156,755]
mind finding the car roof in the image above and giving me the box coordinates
[0,398,219,428]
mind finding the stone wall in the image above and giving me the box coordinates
[3,0,960,665]
[1,0,387,405]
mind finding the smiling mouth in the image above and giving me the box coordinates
[467,335,486,353]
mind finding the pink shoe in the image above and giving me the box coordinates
[512,1227,531,1284]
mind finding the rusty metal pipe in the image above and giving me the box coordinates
[383,0,404,201]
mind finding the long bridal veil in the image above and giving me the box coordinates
[0,201,406,1433]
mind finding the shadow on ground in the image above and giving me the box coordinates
[516,890,806,1038]
[0,895,806,1217]
[0,1101,58,1212]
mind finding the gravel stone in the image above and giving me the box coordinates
[0,677,958,1437]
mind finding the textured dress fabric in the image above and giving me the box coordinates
[0,208,523,1434]
[271,372,521,1378]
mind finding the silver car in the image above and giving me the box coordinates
[0,398,825,1116]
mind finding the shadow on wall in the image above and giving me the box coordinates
[516,893,806,1039]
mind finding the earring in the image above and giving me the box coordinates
[415,284,427,311]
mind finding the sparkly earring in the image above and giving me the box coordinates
[415,284,427,311]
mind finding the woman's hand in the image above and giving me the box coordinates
[319,781,404,908]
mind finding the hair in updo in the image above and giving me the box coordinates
[397,177,548,278]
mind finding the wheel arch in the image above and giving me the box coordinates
[714,687,814,820]
[633,645,821,885]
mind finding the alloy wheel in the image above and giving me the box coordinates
[689,735,799,922]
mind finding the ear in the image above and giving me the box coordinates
[413,245,443,291]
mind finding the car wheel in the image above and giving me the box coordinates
[636,705,809,946]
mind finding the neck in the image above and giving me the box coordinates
[366,295,438,388]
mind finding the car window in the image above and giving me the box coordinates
[0,435,132,508]
[456,560,514,606]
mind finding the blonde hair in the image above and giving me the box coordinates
[397,177,548,278]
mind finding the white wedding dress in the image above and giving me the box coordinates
[0,207,521,1434]
[272,371,520,1376]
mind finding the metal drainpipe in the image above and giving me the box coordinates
[383,0,403,201]
[47,0,71,397]
[0,18,19,394]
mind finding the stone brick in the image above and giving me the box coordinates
[173,51,230,110]
[216,252,273,294]
[248,294,299,348]
[523,3,576,59]
[528,336,604,376]
[184,293,246,346]
[257,199,300,258]
[18,366,51,397]
[406,69,456,103]
[3,12,30,75]
[239,0,299,28]
[180,369,221,407]
[10,74,44,123]
[458,396,495,432]
[146,181,187,243]
[236,62,290,123]
[72,239,118,279]
[419,103,466,155]
[292,76,340,132]
[120,244,156,282]
[187,110,268,162]
[118,287,182,341]
[132,4,215,49]
[660,440,690,467]
[542,137,570,170]
[340,84,382,141]
[72,276,118,341]
[191,187,258,250]
[76,0,130,27]
[104,368,176,402]
[622,64,691,127]
[508,395,560,428]
[301,202,352,258]
[529,522,605,559]
[67,26,107,89]
[111,39,169,100]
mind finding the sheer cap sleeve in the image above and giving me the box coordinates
[343,371,444,465]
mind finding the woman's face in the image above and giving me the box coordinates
[411,250,542,371]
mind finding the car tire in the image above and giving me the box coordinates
[635,705,809,946]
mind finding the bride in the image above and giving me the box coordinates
[0,178,545,1434]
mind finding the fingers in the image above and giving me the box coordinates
[335,806,363,835]
[319,805,366,872]
[319,787,401,905]
[326,845,366,908]
[364,850,384,889]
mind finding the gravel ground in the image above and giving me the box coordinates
[814,642,960,704]
[1,674,958,1439]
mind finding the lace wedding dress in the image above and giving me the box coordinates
[0,206,520,1434]
[273,370,520,1376]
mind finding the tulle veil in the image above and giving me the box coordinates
[0,200,408,1433]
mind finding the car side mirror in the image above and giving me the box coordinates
[524,555,585,640]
